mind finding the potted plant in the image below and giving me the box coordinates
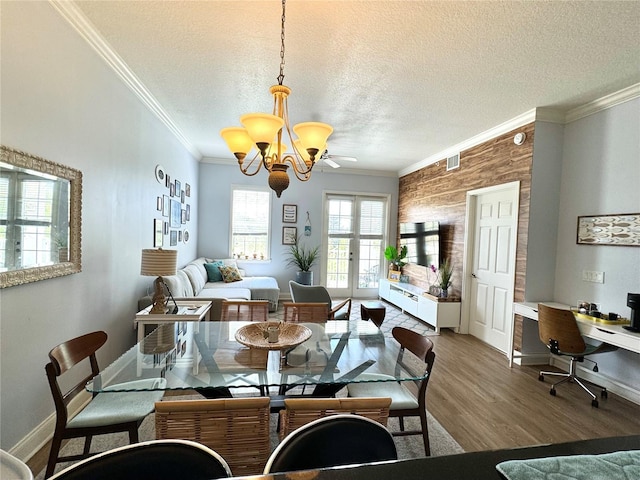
[286,236,320,285]
[436,258,453,297]
[384,245,408,271]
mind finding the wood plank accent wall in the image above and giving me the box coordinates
[398,123,536,348]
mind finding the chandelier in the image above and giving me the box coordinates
[220,0,333,197]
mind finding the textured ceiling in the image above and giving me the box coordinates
[68,1,640,174]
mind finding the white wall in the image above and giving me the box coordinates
[0,2,199,451]
[554,97,640,388]
[197,161,399,290]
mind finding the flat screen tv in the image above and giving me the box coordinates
[399,221,440,269]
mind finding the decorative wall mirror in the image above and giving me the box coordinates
[0,145,82,288]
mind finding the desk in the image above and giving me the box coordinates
[87,320,425,395]
[510,302,640,367]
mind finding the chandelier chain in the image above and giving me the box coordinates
[277,0,286,85]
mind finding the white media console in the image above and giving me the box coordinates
[378,279,460,332]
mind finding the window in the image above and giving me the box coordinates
[0,172,64,270]
[230,186,271,259]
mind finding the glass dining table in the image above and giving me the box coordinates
[87,320,427,399]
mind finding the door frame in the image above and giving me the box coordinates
[320,190,391,298]
[460,181,520,337]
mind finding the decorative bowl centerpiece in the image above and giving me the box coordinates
[234,322,312,350]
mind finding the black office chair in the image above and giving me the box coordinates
[537,303,618,407]
[263,414,397,474]
[48,440,232,480]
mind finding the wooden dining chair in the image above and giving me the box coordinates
[278,396,391,440]
[282,302,329,323]
[347,326,436,456]
[45,331,165,478]
[155,397,271,476]
[220,300,269,321]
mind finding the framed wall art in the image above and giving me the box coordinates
[170,230,178,246]
[162,195,170,216]
[577,213,640,246]
[154,219,163,247]
[283,226,297,245]
[170,199,181,228]
[283,204,297,223]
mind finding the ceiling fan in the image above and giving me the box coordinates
[318,150,358,169]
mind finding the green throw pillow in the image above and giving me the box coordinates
[219,264,243,283]
[204,261,224,282]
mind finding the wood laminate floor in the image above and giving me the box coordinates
[26,301,640,475]
[426,328,640,452]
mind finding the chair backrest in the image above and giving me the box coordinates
[45,331,108,425]
[264,414,397,474]
[220,300,269,321]
[279,397,391,439]
[392,326,435,398]
[282,302,329,323]
[155,397,270,476]
[289,281,332,308]
[48,439,231,480]
[537,303,586,354]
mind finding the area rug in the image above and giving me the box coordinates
[36,407,462,479]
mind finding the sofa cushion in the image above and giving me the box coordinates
[219,265,243,283]
[204,261,224,282]
[183,264,206,294]
[163,270,193,297]
[189,257,210,281]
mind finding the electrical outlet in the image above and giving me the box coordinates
[582,270,605,283]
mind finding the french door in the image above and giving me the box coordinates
[322,193,389,298]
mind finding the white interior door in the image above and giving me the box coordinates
[467,183,519,353]
[322,193,388,298]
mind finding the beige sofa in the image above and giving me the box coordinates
[156,257,280,320]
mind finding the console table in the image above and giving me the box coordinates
[378,279,460,332]
[134,299,212,342]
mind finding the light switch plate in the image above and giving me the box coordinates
[582,270,604,283]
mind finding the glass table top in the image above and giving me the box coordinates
[87,320,427,393]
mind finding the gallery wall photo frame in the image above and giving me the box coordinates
[154,219,163,247]
[283,204,297,223]
[577,213,640,246]
[283,226,297,245]
[170,199,181,228]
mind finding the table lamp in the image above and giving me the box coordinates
[141,248,177,314]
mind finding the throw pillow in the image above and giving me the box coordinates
[204,261,224,282]
[218,264,243,283]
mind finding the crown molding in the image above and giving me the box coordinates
[400,83,639,177]
[48,0,201,160]
[565,83,640,123]
[399,109,537,177]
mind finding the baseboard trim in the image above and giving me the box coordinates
[9,393,91,462]
[550,357,640,405]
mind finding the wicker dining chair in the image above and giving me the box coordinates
[155,397,270,476]
[220,300,269,321]
[278,396,392,440]
[282,302,329,323]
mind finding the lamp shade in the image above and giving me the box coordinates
[293,122,333,151]
[220,127,254,156]
[141,248,177,276]
[240,113,284,144]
